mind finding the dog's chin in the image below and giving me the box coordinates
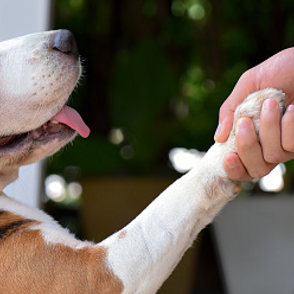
[0,122,76,167]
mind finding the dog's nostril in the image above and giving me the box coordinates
[52,30,79,59]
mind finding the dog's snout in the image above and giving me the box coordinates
[52,30,79,59]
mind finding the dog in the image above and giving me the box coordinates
[0,29,284,293]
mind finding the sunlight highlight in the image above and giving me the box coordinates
[259,163,286,192]
[169,147,204,173]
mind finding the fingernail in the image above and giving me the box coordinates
[214,124,222,139]
[263,99,278,110]
[286,105,294,112]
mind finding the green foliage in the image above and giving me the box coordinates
[109,39,177,169]
[110,39,175,127]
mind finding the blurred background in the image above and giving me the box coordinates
[3,0,294,293]
[49,1,294,293]
[49,0,294,194]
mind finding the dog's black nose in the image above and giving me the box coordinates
[52,30,79,60]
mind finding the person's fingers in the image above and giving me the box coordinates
[236,118,276,178]
[215,47,294,144]
[225,100,294,183]
[259,99,283,163]
[223,153,253,181]
[214,114,233,142]
[258,100,294,164]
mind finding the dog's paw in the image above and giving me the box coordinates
[228,88,285,150]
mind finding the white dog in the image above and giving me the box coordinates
[0,30,284,293]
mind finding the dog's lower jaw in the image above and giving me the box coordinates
[101,142,239,294]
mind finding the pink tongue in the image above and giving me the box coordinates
[51,106,90,138]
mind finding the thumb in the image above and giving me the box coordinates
[214,69,258,143]
[214,111,234,143]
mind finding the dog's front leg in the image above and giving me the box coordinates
[99,88,285,294]
[100,142,238,294]
[0,148,236,294]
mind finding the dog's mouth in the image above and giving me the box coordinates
[0,106,90,149]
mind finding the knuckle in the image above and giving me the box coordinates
[263,152,281,164]
[239,69,253,84]
[283,141,294,153]
[250,169,268,179]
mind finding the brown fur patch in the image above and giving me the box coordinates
[204,176,228,200]
[204,177,239,204]
[118,230,127,239]
[0,211,124,294]
[0,210,38,241]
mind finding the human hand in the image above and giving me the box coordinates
[214,48,294,181]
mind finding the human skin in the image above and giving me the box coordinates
[214,48,294,181]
